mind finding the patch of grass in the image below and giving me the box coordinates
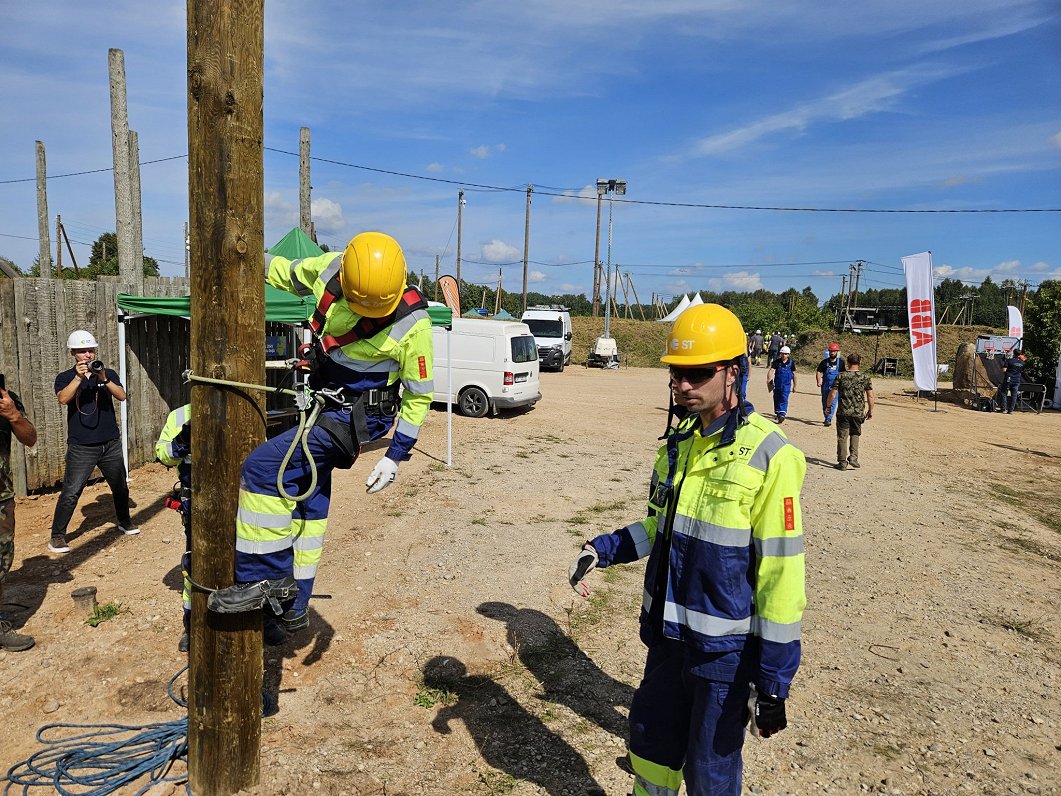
[471,517,488,526]
[567,499,629,525]
[999,534,1061,563]
[477,769,519,794]
[981,610,1048,642]
[989,482,1061,535]
[514,450,531,459]
[386,510,403,518]
[413,684,456,709]
[86,601,124,627]
[429,463,446,473]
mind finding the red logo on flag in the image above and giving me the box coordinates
[418,356,427,379]
[783,497,795,531]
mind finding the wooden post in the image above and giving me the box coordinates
[184,222,190,278]
[187,2,266,793]
[522,185,532,314]
[59,218,81,276]
[35,141,53,278]
[129,129,145,289]
[617,265,631,317]
[628,274,646,320]
[299,127,311,234]
[108,48,137,288]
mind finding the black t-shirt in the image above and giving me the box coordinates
[54,367,123,445]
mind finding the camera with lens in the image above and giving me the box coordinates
[89,360,105,374]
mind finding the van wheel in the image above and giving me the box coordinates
[557,357,565,373]
[458,387,489,418]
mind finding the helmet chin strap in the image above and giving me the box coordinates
[719,355,752,448]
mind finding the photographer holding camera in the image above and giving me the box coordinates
[49,330,138,554]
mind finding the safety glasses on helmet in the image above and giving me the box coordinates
[668,364,725,385]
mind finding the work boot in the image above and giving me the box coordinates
[0,615,35,652]
[280,608,309,634]
[178,632,190,653]
[835,461,848,471]
[263,613,288,646]
[848,435,861,468]
[48,534,70,554]
[207,577,298,615]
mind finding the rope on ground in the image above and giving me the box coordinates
[3,667,191,796]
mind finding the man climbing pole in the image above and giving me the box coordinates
[208,231,434,632]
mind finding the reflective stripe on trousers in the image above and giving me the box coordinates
[234,423,345,613]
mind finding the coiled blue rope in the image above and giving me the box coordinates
[3,667,191,796]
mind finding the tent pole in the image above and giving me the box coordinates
[447,328,452,467]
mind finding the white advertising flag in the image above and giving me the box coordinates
[1007,305,1024,339]
[902,251,937,392]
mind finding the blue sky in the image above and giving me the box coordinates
[1,1,1058,306]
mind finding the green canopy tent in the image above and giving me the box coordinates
[115,284,453,471]
[269,226,325,260]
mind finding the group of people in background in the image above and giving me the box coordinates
[748,332,875,471]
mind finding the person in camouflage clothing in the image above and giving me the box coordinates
[0,383,38,651]
[827,353,875,471]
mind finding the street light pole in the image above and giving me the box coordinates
[588,178,626,369]
[602,179,626,339]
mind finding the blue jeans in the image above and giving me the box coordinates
[51,438,131,535]
[1004,382,1021,412]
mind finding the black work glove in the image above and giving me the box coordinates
[754,693,787,738]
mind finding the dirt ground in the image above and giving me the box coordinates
[1,365,1059,796]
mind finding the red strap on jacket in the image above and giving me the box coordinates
[311,281,427,354]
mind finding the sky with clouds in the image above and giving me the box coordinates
[1,0,1058,306]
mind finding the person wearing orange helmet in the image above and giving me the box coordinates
[208,232,434,637]
[815,342,846,427]
[569,304,807,796]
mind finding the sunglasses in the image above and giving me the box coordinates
[668,364,725,385]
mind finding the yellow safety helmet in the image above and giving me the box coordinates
[340,232,408,317]
[661,304,746,366]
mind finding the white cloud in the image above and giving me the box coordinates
[995,259,1020,272]
[707,271,764,291]
[1050,131,1061,150]
[811,270,837,277]
[934,263,991,282]
[265,190,297,230]
[1030,261,1050,271]
[553,185,600,205]
[311,197,346,237]
[425,162,444,173]
[470,144,506,159]
[480,239,520,261]
[529,270,546,283]
[692,66,963,156]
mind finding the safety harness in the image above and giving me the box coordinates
[302,283,428,465]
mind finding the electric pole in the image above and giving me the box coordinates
[187,2,266,792]
[299,127,311,235]
[522,185,532,314]
[108,48,137,288]
[592,190,603,317]
[35,141,52,278]
[456,190,464,288]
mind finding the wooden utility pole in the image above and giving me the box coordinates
[108,48,137,287]
[494,268,502,315]
[456,190,464,287]
[592,191,602,317]
[299,127,311,234]
[35,141,53,278]
[522,185,532,314]
[434,255,440,301]
[187,2,266,793]
[628,274,646,320]
[129,129,145,287]
[58,218,80,276]
[616,265,631,316]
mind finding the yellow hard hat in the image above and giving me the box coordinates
[661,304,746,366]
[340,232,408,317]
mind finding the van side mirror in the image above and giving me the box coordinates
[565,332,572,341]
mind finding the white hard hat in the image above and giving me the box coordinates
[67,330,98,350]
[755,329,761,334]
[780,345,791,354]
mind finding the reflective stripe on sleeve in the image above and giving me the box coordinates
[755,535,804,557]
[753,615,802,643]
[748,431,788,472]
[402,378,433,395]
[388,309,429,343]
[395,418,421,440]
[329,351,398,373]
[627,521,653,558]
[288,259,314,296]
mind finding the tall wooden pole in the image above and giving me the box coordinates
[628,274,646,320]
[299,127,311,235]
[592,192,602,317]
[522,185,532,314]
[184,222,190,278]
[456,190,464,287]
[129,129,145,288]
[187,2,266,793]
[35,141,53,278]
[108,48,137,287]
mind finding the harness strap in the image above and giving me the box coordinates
[311,281,428,354]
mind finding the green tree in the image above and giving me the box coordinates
[1021,280,1061,386]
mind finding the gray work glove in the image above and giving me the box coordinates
[568,543,599,597]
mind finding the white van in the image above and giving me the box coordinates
[431,318,542,417]
[520,307,573,372]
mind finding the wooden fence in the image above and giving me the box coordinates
[0,276,191,494]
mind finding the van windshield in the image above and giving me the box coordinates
[511,335,538,363]
[523,319,563,338]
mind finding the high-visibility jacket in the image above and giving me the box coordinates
[155,404,191,488]
[266,252,434,461]
[591,408,806,698]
